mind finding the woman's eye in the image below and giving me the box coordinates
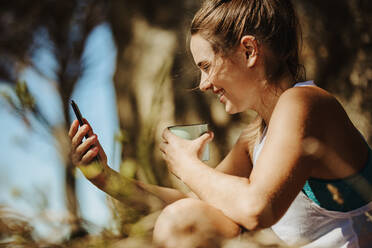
[197,61,211,73]
[201,63,210,73]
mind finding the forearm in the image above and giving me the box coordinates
[80,162,190,209]
[213,136,253,178]
[177,159,262,229]
[135,179,197,204]
[215,160,252,177]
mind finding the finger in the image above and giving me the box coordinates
[71,124,90,150]
[81,146,99,164]
[162,128,178,143]
[194,131,214,147]
[161,128,168,142]
[83,118,89,125]
[75,134,97,158]
[83,118,94,136]
[82,118,106,161]
[159,142,167,154]
[68,120,79,139]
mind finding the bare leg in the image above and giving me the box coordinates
[153,198,241,248]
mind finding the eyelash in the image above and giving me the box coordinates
[201,64,210,73]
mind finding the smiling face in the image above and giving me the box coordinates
[190,34,263,114]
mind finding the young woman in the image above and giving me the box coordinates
[69,0,372,247]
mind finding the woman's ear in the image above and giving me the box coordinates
[240,35,259,68]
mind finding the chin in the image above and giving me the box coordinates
[225,103,239,114]
[226,109,238,114]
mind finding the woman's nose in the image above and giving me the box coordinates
[199,79,212,92]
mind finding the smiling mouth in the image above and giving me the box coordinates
[216,89,225,102]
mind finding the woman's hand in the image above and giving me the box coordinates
[159,128,213,176]
[68,119,108,169]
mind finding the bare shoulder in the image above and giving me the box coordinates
[272,86,369,179]
[277,85,337,113]
[270,85,344,136]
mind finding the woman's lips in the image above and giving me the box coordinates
[216,89,225,103]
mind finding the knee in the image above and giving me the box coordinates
[154,198,210,235]
[153,198,237,248]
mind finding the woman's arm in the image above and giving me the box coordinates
[68,119,191,210]
[160,88,322,230]
[100,165,198,205]
[214,128,254,177]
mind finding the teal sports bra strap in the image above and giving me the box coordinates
[302,145,372,212]
[302,181,320,205]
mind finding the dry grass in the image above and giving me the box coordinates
[0,203,292,248]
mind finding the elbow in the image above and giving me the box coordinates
[236,199,276,231]
[239,215,261,231]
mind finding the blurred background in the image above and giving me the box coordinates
[0,0,371,247]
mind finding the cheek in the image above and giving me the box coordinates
[211,72,228,89]
[226,85,250,110]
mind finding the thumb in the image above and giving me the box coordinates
[194,131,214,148]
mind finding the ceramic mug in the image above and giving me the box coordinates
[168,123,209,161]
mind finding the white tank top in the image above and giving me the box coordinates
[252,81,372,247]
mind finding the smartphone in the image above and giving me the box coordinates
[71,100,90,139]
[70,99,100,160]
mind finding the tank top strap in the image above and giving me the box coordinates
[293,80,316,87]
[253,81,315,164]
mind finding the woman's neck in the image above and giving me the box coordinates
[255,75,295,126]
